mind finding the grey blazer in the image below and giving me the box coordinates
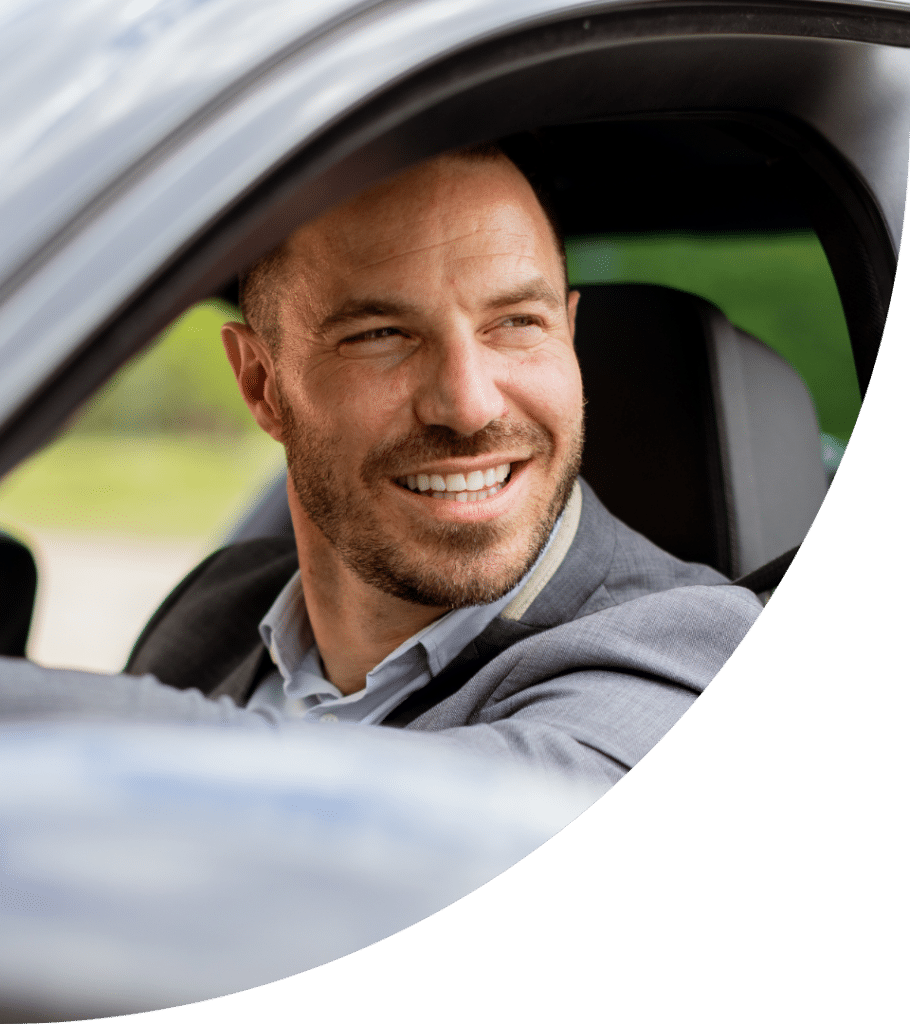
[125,479,762,786]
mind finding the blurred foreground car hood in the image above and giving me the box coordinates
[0,714,602,1020]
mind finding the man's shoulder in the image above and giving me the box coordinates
[518,478,733,627]
[486,580,760,703]
[125,479,756,702]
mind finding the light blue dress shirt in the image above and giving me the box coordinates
[246,518,561,724]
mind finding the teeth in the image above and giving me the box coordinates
[401,462,512,499]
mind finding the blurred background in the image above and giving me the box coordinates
[0,300,284,672]
[0,230,857,674]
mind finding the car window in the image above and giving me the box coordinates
[0,230,855,671]
[566,229,857,479]
[0,300,283,672]
[0,226,855,672]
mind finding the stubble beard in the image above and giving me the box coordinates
[278,390,583,608]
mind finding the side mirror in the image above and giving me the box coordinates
[0,530,37,658]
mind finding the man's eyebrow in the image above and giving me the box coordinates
[483,279,564,311]
[317,299,418,336]
[317,279,564,335]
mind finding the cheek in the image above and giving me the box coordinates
[292,362,416,449]
[506,351,584,437]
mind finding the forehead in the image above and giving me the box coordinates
[279,157,562,316]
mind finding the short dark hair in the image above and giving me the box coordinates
[238,141,567,348]
[238,243,288,349]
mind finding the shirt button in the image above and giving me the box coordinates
[320,713,339,723]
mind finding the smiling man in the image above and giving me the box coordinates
[126,145,762,784]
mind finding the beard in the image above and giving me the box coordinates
[278,390,583,608]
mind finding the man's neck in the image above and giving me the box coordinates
[292,526,447,697]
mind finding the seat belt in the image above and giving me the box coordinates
[733,544,799,595]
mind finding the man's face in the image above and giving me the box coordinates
[261,156,583,607]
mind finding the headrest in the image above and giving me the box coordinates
[574,283,828,577]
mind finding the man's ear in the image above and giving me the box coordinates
[222,322,285,442]
[567,289,581,343]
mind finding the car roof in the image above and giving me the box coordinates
[2,0,910,476]
[0,0,620,293]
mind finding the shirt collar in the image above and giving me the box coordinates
[259,571,313,684]
[258,507,565,690]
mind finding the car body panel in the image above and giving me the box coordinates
[2,0,910,471]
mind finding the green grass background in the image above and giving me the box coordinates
[0,302,282,539]
[74,299,258,436]
[0,232,857,537]
[0,435,282,537]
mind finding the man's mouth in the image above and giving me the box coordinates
[396,463,512,502]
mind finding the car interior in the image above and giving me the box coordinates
[2,11,908,660]
[225,118,840,588]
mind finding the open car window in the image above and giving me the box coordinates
[0,301,283,671]
[566,228,858,475]
[0,220,854,672]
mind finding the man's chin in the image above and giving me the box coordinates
[408,514,510,553]
[341,533,543,609]
[335,469,578,607]
[357,564,528,609]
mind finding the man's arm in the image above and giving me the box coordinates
[399,583,762,784]
[0,656,278,728]
[2,581,758,788]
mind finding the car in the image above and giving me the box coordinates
[0,0,908,1017]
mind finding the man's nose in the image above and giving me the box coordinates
[412,329,508,435]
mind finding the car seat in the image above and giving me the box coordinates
[574,283,827,578]
[230,283,828,581]
[0,530,38,657]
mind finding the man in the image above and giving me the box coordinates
[126,145,762,785]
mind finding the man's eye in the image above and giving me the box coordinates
[498,315,538,329]
[347,327,404,342]
[492,315,548,341]
[337,326,415,359]
[337,327,407,352]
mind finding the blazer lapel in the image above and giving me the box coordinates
[381,479,617,726]
[382,618,542,727]
[208,643,273,706]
